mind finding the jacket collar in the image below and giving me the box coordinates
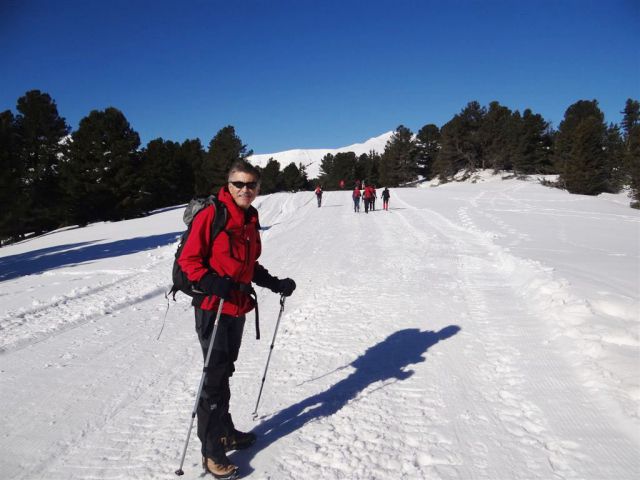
[218,186,258,225]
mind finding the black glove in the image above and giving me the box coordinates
[198,273,234,300]
[253,265,295,296]
[277,278,296,297]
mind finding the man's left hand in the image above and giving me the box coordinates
[277,278,296,297]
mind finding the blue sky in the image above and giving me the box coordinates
[1,0,638,153]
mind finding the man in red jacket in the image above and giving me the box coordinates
[178,160,296,479]
[363,184,374,213]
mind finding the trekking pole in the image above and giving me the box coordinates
[175,299,225,476]
[156,291,172,341]
[252,295,286,420]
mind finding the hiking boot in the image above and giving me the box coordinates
[221,413,257,451]
[202,456,238,479]
[221,429,256,451]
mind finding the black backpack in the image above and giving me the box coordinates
[169,195,228,300]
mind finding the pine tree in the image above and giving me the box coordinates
[555,100,608,195]
[0,110,22,241]
[319,153,335,186]
[179,138,205,197]
[332,152,358,189]
[621,99,640,205]
[298,162,310,190]
[355,153,368,184]
[379,125,418,186]
[14,90,70,234]
[259,158,281,194]
[62,107,141,224]
[281,162,306,191]
[563,116,608,195]
[478,101,515,171]
[139,138,194,211]
[433,101,486,180]
[513,109,553,175]
[604,123,625,192]
[355,151,381,187]
[318,152,357,189]
[628,126,640,207]
[173,141,198,203]
[202,126,252,194]
[621,99,640,143]
[415,124,440,179]
[432,119,460,181]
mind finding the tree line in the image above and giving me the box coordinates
[317,99,640,208]
[1,90,638,244]
[0,90,310,243]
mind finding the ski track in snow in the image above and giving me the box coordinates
[0,181,638,480]
[391,189,637,479]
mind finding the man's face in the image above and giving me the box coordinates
[227,171,260,210]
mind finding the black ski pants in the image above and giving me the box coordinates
[194,308,246,458]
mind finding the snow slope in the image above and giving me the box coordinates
[0,176,639,480]
[248,131,393,179]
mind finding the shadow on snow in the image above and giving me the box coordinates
[0,232,181,282]
[232,325,461,475]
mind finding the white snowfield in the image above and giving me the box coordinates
[0,173,638,480]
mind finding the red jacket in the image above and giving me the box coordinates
[363,186,374,199]
[178,187,262,317]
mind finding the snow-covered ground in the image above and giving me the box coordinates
[0,174,639,480]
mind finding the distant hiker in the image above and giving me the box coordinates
[178,160,296,479]
[382,187,390,210]
[371,185,377,211]
[353,186,361,212]
[315,185,323,207]
[363,185,375,214]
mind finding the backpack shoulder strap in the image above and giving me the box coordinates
[209,196,228,242]
[198,196,228,272]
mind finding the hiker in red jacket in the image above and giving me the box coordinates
[314,185,323,207]
[178,160,296,479]
[352,186,361,212]
[363,185,374,213]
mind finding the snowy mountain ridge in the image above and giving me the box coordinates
[248,131,393,179]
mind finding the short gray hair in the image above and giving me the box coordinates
[227,160,261,182]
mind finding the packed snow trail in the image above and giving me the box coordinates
[0,178,638,479]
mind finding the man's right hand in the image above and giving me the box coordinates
[198,274,235,300]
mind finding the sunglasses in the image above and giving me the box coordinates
[229,180,258,190]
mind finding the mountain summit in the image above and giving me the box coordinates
[248,131,393,179]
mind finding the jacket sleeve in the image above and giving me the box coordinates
[253,263,280,292]
[177,206,215,283]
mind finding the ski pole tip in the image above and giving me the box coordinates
[175,469,185,476]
